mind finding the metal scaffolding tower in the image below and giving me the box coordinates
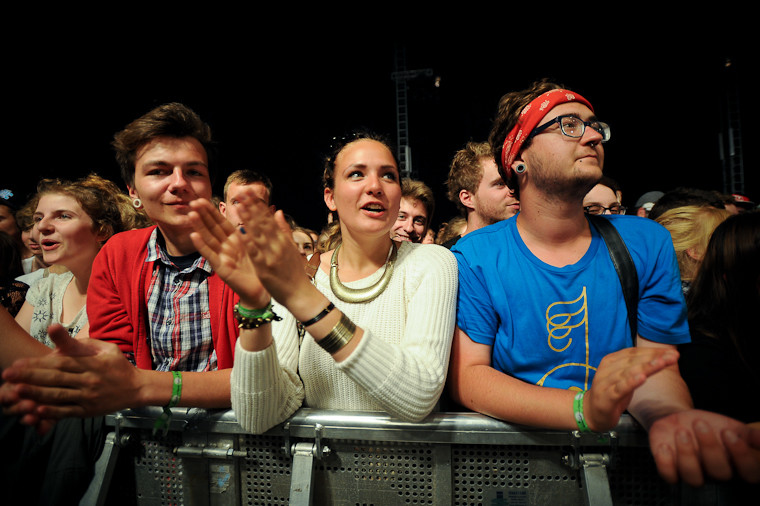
[719,58,745,195]
[392,46,432,179]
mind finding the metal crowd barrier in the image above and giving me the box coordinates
[82,407,678,506]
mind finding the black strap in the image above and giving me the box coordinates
[587,215,639,345]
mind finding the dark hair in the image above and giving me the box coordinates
[648,187,725,221]
[322,130,397,191]
[15,195,40,232]
[0,231,23,279]
[112,102,216,188]
[686,211,760,379]
[488,79,563,199]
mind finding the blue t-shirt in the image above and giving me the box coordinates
[452,214,690,392]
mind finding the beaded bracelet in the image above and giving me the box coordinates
[153,370,183,436]
[234,302,282,329]
[300,302,336,327]
[573,390,592,433]
[317,313,356,354]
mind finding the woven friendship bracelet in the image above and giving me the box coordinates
[153,370,183,436]
[573,390,592,433]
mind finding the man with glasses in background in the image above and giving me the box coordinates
[447,81,760,489]
[583,175,626,216]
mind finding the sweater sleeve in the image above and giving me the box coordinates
[87,234,139,359]
[230,302,305,434]
[335,245,458,421]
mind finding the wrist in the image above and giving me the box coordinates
[234,302,282,330]
[285,287,332,324]
[573,390,593,432]
[238,296,272,311]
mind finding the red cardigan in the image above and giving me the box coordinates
[87,226,240,370]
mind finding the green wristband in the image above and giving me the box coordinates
[573,390,592,433]
[235,301,274,318]
[153,371,183,436]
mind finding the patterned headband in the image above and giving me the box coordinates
[500,89,594,178]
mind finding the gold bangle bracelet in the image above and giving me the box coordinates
[317,313,356,354]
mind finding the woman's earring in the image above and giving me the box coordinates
[132,198,142,209]
[514,163,527,174]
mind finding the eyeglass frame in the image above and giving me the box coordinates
[584,204,627,215]
[528,115,611,142]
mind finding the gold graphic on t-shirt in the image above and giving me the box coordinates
[537,287,593,391]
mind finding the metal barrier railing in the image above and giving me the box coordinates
[83,407,675,506]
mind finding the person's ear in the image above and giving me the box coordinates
[459,189,475,211]
[324,187,337,212]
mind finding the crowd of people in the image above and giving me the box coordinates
[0,81,758,504]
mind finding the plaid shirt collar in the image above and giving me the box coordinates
[146,228,213,274]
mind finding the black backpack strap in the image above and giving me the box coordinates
[587,215,639,346]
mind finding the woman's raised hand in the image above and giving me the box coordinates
[221,188,316,310]
[188,198,270,309]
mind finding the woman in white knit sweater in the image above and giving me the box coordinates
[189,132,458,434]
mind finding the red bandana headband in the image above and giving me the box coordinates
[501,89,594,178]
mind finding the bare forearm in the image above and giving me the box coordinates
[628,365,693,430]
[136,369,232,409]
[451,364,578,430]
[2,307,50,369]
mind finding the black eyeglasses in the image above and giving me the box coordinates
[529,115,611,142]
[584,204,626,215]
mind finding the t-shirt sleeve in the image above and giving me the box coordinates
[452,243,499,346]
[633,223,691,345]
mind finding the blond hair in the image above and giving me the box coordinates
[656,205,731,281]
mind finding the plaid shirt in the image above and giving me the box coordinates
[145,229,217,372]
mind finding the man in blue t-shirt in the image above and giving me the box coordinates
[448,81,760,488]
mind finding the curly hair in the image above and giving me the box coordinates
[36,173,131,240]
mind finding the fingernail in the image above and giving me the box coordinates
[694,420,709,433]
[723,429,738,444]
[677,430,690,444]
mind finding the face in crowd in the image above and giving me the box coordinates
[583,183,624,215]
[220,181,272,227]
[127,136,213,255]
[391,197,428,243]
[33,192,107,272]
[472,157,520,224]
[324,139,402,242]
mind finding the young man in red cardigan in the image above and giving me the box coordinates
[3,103,294,423]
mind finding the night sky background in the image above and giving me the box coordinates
[5,20,757,234]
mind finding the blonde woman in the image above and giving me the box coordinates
[655,205,731,294]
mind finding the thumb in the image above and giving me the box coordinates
[48,324,96,357]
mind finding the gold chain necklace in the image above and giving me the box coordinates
[329,242,398,303]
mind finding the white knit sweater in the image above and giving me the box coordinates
[230,241,458,434]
